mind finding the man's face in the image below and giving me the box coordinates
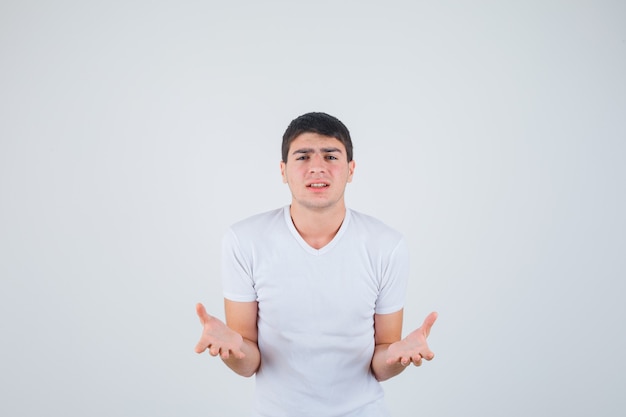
[280,132,355,211]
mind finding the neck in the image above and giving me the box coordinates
[289,202,346,249]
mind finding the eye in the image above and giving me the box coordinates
[296,155,309,161]
[325,155,338,160]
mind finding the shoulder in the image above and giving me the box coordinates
[345,209,409,273]
[347,209,404,243]
[230,207,285,233]
[223,207,292,262]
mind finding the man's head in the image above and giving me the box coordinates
[281,112,353,163]
[280,112,356,212]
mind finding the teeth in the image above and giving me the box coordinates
[310,183,327,188]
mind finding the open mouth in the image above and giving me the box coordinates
[307,182,329,188]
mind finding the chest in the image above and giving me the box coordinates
[251,246,381,335]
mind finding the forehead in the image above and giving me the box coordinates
[288,132,346,152]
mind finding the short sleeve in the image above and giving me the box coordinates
[221,228,257,302]
[375,237,410,314]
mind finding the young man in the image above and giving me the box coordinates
[195,112,437,417]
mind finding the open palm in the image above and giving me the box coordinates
[386,312,437,367]
[194,303,245,360]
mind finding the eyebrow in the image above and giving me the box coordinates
[291,147,343,155]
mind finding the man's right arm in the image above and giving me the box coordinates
[194,300,260,377]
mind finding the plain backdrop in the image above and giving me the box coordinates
[1,1,624,416]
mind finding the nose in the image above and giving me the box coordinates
[309,153,326,173]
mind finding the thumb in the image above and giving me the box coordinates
[195,303,212,325]
[421,311,438,338]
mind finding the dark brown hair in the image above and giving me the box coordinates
[281,112,353,163]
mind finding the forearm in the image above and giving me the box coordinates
[371,343,407,382]
[222,338,261,377]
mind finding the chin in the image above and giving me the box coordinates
[297,199,341,211]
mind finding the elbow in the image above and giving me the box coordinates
[371,365,392,382]
[240,368,257,378]
[373,371,391,382]
[238,361,260,378]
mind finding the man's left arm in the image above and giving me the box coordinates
[371,310,438,382]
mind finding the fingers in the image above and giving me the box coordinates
[218,349,245,360]
[410,355,422,367]
[421,348,435,361]
[195,303,212,325]
[194,340,226,356]
[407,348,435,365]
[388,354,424,367]
[209,344,221,357]
[206,344,245,360]
[194,339,208,354]
[404,353,426,366]
[195,337,246,360]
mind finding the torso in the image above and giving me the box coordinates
[221,206,408,417]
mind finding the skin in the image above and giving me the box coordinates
[279,132,356,249]
[195,132,437,381]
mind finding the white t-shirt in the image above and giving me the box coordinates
[222,206,409,417]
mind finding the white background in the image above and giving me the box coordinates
[1,1,624,416]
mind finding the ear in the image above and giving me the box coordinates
[280,161,288,183]
[347,160,356,183]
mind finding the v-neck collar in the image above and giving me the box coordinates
[282,205,351,256]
